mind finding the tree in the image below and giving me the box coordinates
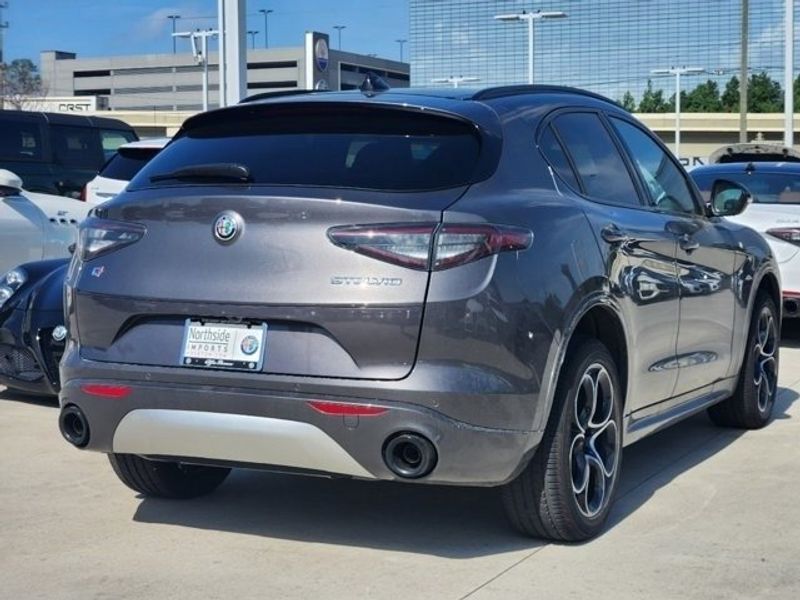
[619,91,636,111]
[1,59,45,109]
[748,71,782,113]
[721,76,740,112]
[638,79,669,112]
[683,80,722,112]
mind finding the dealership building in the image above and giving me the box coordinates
[40,31,409,112]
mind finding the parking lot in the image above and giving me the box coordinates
[0,326,796,600]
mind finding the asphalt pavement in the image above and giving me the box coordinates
[1,327,799,599]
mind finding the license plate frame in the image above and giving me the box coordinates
[179,319,267,372]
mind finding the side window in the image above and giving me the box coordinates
[539,125,581,191]
[611,117,699,215]
[552,112,641,206]
[51,125,103,168]
[0,117,43,161]
[101,129,138,161]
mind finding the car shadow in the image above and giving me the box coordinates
[132,384,799,557]
[0,387,58,407]
[781,319,800,348]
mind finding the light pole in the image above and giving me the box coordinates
[174,29,218,112]
[259,8,273,49]
[333,25,346,50]
[494,10,567,85]
[431,76,480,88]
[395,39,407,62]
[651,66,705,160]
[785,0,794,148]
[247,30,258,49]
[167,14,181,54]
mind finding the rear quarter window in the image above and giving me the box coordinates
[129,108,483,192]
[0,116,43,162]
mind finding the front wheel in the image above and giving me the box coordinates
[108,453,230,499]
[502,337,623,541]
[708,292,779,429]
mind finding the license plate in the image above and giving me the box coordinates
[180,320,267,371]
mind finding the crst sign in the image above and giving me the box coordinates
[679,156,707,168]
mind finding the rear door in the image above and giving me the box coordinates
[75,102,489,380]
[609,116,738,396]
[546,111,681,412]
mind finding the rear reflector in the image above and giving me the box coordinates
[328,223,532,271]
[308,400,388,417]
[80,384,132,399]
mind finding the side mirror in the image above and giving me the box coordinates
[708,179,752,217]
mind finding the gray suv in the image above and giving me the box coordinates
[59,86,780,541]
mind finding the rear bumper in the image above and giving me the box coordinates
[59,360,540,487]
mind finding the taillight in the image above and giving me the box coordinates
[308,400,388,416]
[328,223,532,271]
[76,218,146,261]
[80,384,132,398]
[767,228,800,246]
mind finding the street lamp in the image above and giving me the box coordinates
[173,29,218,112]
[259,9,273,49]
[431,76,480,88]
[395,39,407,62]
[494,10,567,85]
[333,25,346,50]
[167,14,181,54]
[651,66,705,160]
[247,30,258,50]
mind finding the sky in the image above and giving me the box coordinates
[2,0,409,63]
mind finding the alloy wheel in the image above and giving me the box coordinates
[753,307,778,413]
[569,363,620,518]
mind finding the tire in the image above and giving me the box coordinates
[108,453,230,499]
[502,337,623,541]
[708,291,779,429]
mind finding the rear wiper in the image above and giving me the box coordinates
[149,163,251,183]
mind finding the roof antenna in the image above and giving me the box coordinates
[359,72,391,97]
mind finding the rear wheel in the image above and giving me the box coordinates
[502,337,622,541]
[108,453,230,499]
[708,292,779,429]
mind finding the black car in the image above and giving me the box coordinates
[59,85,780,541]
[0,110,138,198]
[0,259,69,396]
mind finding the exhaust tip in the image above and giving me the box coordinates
[59,404,90,448]
[383,432,437,479]
[784,298,799,316]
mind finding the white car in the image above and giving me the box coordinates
[691,161,800,317]
[0,169,83,275]
[83,138,170,204]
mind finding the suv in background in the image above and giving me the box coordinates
[83,138,170,204]
[692,161,800,317]
[0,110,138,198]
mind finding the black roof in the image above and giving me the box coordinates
[691,161,800,175]
[0,108,134,130]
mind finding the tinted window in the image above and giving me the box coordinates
[51,125,104,168]
[611,118,698,215]
[539,125,580,190]
[0,116,43,161]
[101,129,138,160]
[100,147,161,181]
[692,171,800,204]
[130,110,482,192]
[553,113,640,206]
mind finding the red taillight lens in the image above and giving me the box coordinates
[328,224,436,270]
[328,223,532,271]
[80,384,132,399]
[308,400,388,416]
[767,228,800,246]
[433,224,533,270]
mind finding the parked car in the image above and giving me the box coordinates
[0,169,82,274]
[0,259,69,396]
[708,142,800,164]
[59,86,780,541]
[691,162,800,317]
[83,138,170,204]
[0,109,138,198]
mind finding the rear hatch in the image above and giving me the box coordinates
[72,99,493,380]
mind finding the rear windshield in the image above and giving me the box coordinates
[693,171,800,204]
[129,108,482,192]
[100,147,162,181]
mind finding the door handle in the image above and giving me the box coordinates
[601,224,627,244]
[679,234,699,252]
